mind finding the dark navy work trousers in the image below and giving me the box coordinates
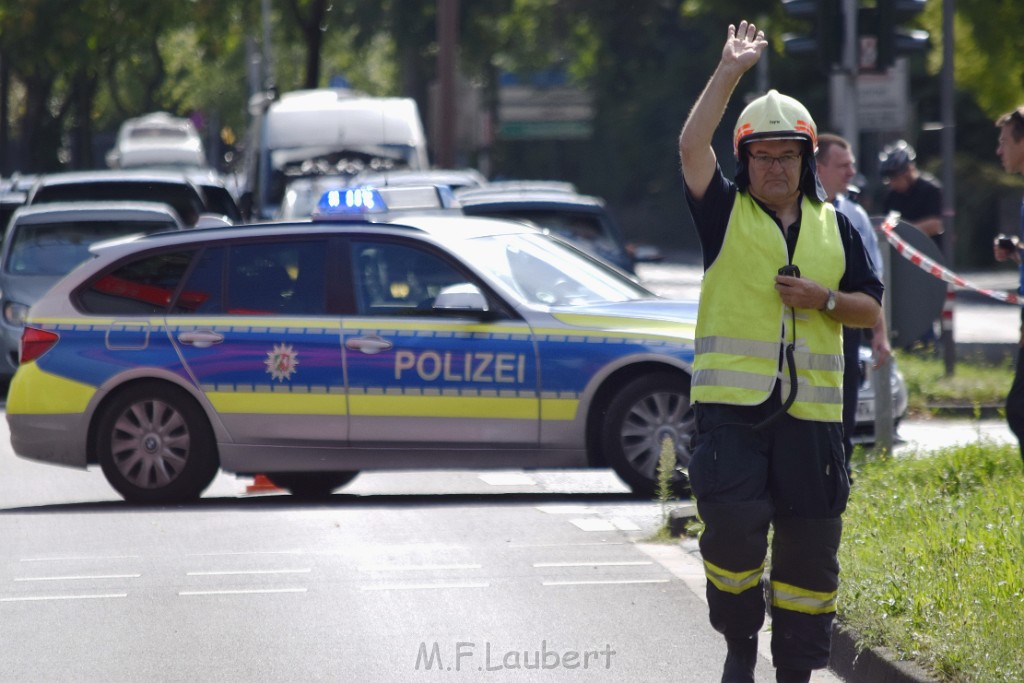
[689,389,850,671]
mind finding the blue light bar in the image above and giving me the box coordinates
[312,187,389,221]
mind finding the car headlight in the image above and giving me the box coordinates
[4,301,29,326]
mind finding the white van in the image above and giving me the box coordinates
[242,88,430,220]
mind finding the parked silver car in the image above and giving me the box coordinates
[0,201,186,379]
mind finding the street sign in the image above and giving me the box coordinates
[497,120,593,140]
[497,71,593,141]
[857,60,909,132]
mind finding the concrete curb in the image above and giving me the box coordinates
[830,624,937,683]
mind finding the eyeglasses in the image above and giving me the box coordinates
[750,153,802,170]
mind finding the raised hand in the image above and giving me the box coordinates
[722,20,768,73]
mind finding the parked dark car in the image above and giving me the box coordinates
[26,170,212,227]
[456,185,660,274]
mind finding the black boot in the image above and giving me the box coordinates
[721,635,757,683]
[775,667,811,683]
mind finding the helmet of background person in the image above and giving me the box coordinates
[878,140,916,181]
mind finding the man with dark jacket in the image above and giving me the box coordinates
[678,19,883,683]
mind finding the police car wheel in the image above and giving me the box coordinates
[265,472,358,499]
[602,374,693,498]
[96,382,219,504]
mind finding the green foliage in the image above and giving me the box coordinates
[0,0,1021,256]
[840,441,1024,681]
[895,350,1013,415]
[920,0,1024,118]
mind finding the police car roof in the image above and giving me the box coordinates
[456,187,606,211]
[310,184,460,220]
[350,168,487,191]
[86,212,542,258]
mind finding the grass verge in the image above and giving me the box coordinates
[840,441,1024,681]
[896,350,1013,415]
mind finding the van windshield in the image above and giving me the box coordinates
[266,146,414,208]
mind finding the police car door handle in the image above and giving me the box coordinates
[177,330,225,349]
[345,336,393,354]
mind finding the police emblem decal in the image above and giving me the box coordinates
[265,343,299,382]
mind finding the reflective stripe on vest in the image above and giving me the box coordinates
[692,193,845,421]
[770,579,838,615]
[704,558,764,595]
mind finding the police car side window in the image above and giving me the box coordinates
[79,250,196,315]
[170,240,329,316]
[175,247,224,313]
[224,240,327,315]
[351,240,466,316]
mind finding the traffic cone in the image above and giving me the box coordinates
[245,474,281,494]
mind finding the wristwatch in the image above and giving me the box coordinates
[821,288,837,312]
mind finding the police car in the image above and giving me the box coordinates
[6,188,697,503]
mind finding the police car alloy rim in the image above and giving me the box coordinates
[110,398,190,489]
[621,392,693,478]
[602,373,693,496]
[96,382,219,503]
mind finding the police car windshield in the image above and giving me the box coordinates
[464,232,652,306]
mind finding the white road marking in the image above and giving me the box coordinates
[609,518,641,531]
[19,555,141,562]
[568,518,642,531]
[535,505,594,514]
[506,541,626,549]
[14,574,141,582]
[542,579,670,587]
[0,593,128,602]
[359,582,489,591]
[185,550,304,557]
[532,561,653,568]
[357,564,482,572]
[570,518,617,531]
[178,588,308,596]
[185,568,312,576]
[478,473,537,486]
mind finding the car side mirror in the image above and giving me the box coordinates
[433,283,489,315]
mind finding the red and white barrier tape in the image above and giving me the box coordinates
[878,211,1022,306]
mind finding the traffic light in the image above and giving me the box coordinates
[875,0,930,70]
[782,0,843,70]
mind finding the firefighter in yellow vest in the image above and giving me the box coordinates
[678,21,883,683]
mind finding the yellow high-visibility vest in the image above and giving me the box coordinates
[692,193,845,421]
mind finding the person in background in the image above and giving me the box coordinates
[816,133,892,474]
[879,140,944,252]
[678,20,882,683]
[992,105,1024,467]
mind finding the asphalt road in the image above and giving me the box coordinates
[5,405,1008,682]
[0,409,867,682]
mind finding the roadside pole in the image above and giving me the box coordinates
[940,0,957,376]
[874,232,895,453]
